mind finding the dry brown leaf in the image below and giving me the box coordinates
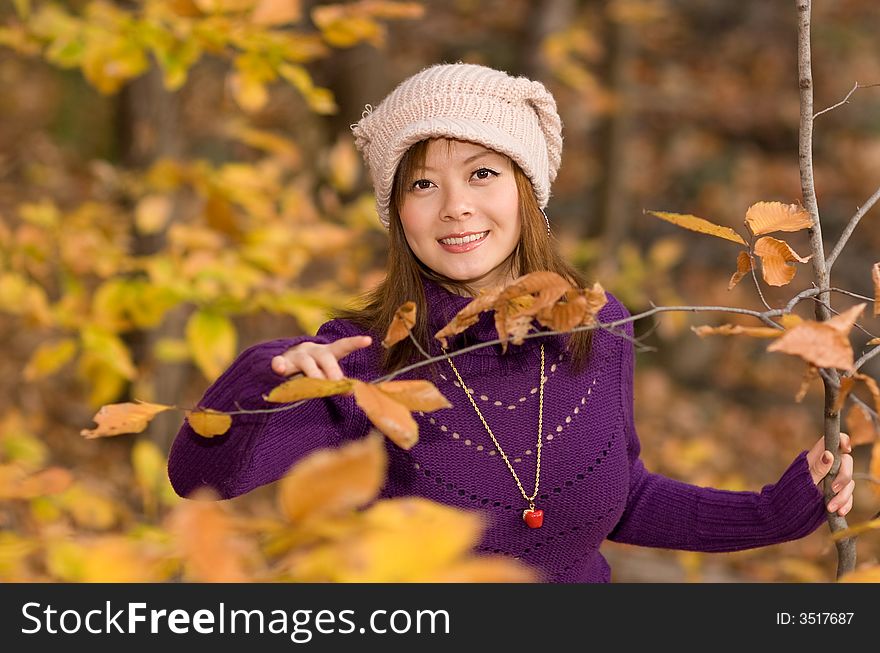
[744,201,813,237]
[834,377,857,413]
[382,301,416,348]
[795,364,819,403]
[856,372,880,416]
[264,376,354,403]
[80,401,174,439]
[352,380,418,449]
[536,288,589,332]
[728,251,754,290]
[692,324,782,339]
[374,380,452,412]
[754,236,811,287]
[278,431,387,524]
[646,210,747,245]
[827,303,867,336]
[0,465,74,500]
[166,489,257,582]
[495,272,572,352]
[873,262,880,316]
[766,322,854,370]
[434,285,502,349]
[186,409,233,438]
[581,282,609,324]
[845,403,877,447]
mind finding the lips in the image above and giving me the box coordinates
[437,230,489,253]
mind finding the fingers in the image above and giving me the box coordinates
[313,350,346,381]
[828,479,855,516]
[327,335,373,360]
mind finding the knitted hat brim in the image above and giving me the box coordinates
[375,116,550,228]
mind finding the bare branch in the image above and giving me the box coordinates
[826,183,880,272]
[853,344,880,373]
[813,81,880,119]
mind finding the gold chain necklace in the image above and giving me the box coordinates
[442,343,546,528]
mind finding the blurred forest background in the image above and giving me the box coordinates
[1,0,878,582]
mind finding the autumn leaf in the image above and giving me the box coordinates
[495,272,572,351]
[728,251,753,290]
[754,236,811,286]
[744,201,812,236]
[264,376,354,403]
[374,380,452,412]
[845,403,877,447]
[795,364,819,402]
[185,309,237,381]
[185,409,232,438]
[251,0,301,25]
[81,401,174,439]
[352,380,418,449]
[23,338,77,381]
[691,324,782,339]
[873,262,879,316]
[0,465,73,500]
[766,304,865,371]
[278,430,387,524]
[435,285,502,348]
[645,210,747,246]
[536,288,588,332]
[382,300,416,348]
[135,194,173,235]
[166,488,259,582]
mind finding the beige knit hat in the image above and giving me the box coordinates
[350,63,563,229]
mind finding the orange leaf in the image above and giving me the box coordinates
[754,236,811,286]
[434,286,502,349]
[845,403,877,447]
[352,380,418,449]
[186,409,232,438]
[795,364,819,403]
[0,465,73,500]
[278,431,387,524]
[873,262,879,316]
[264,376,354,403]
[645,210,747,245]
[691,324,782,339]
[728,251,753,290]
[744,201,813,236]
[382,301,416,348]
[834,377,857,413]
[251,0,300,25]
[374,380,452,412]
[81,401,174,439]
[495,272,572,352]
[166,489,257,582]
[766,307,864,370]
[536,288,589,332]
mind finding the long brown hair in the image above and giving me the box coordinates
[331,138,595,376]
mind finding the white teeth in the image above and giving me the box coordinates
[439,231,488,246]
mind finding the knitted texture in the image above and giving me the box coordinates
[167,275,828,583]
[350,62,563,228]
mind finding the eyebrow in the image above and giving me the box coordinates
[419,149,502,172]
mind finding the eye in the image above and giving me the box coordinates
[411,179,434,191]
[472,168,499,181]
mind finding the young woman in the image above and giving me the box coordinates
[167,63,854,583]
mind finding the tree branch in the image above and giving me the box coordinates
[825,183,880,272]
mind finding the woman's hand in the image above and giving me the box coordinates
[271,335,373,381]
[806,432,854,517]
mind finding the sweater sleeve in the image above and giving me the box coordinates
[167,319,374,500]
[604,294,828,551]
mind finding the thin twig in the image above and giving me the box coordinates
[812,81,880,119]
[853,345,880,373]
[826,183,880,272]
[750,264,772,310]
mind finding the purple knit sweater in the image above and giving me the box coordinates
[167,274,828,582]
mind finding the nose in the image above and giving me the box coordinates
[440,181,475,222]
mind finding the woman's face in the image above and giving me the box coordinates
[398,139,521,295]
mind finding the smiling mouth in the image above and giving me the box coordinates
[437,230,490,246]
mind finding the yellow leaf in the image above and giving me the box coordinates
[264,376,354,403]
[278,431,387,524]
[691,324,782,339]
[327,135,360,192]
[23,338,78,381]
[0,532,37,580]
[252,0,301,25]
[56,483,120,530]
[153,338,191,363]
[277,63,338,114]
[744,201,813,236]
[0,415,47,471]
[80,536,165,582]
[382,301,416,348]
[728,251,753,290]
[135,194,173,234]
[311,7,384,48]
[645,210,747,246]
[132,440,168,516]
[229,70,268,112]
[80,326,137,380]
[185,310,237,380]
[75,352,128,409]
[374,380,452,412]
[81,401,174,439]
[185,409,232,438]
[754,236,811,287]
[352,380,418,449]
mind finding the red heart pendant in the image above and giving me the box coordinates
[522,508,544,528]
